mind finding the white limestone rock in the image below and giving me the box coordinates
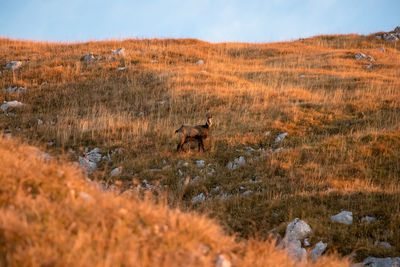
[110,167,122,177]
[355,53,375,62]
[191,193,206,204]
[4,61,22,71]
[110,47,126,57]
[361,216,376,223]
[196,160,205,167]
[216,254,231,267]
[280,218,312,246]
[331,211,353,225]
[5,86,26,93]
[79,156,97,174]
[310,241,328,261]
[275,132,288,144]
[363,257,400,267]
[196,59,204,65]
[1,101,24,112]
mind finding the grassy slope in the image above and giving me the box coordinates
[0,136,347,266]
[0,34,399,261]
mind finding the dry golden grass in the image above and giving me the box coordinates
[0,136,348,266]
[0,33,399,262]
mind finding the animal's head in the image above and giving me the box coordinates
[206,115,213,127]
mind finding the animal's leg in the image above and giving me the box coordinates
[200,139,205,152]
[177,139,185,152]
[197,140,201,152]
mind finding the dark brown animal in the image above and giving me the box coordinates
[175,116,213,152]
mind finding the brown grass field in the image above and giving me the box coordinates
[0,33,399,264]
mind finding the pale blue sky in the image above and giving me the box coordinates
[0,0,399,43]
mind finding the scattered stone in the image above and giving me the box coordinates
[40,81,48,86]
[110,47,126,57]
[382,33,399,42]
[151,59,158,63]
[299,74,306,78]
[47,141,55,146]
[183,162,189,167]
[361,216,376,223]
[211,186,220,193]
[110,167,122,177]
[1,101,24,112]
[242,190,253,196]
[279,218,312,247]
[310,241,327,261]
[82,52,99,62]
[4,61,22,71]
[363,257,400,267]
[378,47,385,52]
[78,148,102,174]
[366,64,373,69]
[303,238,310,247]
[216,254,231,267]
[79,192,93,201]
[196,160,205,167]
[158,99,168,105]
[37,119,43,125]
[196,59,204,65]
[87,148,102,163]
[286,240,307,262]
[331,211,353,225]
[5,86,26,93]
[355,53,375,62]
[374,241,392,249]
[116,66,126,71]
[191,193,206,204]
[79,156,97,174]
[227,156,246,170]
[275,132,288,144]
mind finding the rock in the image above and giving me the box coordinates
[331,211,353,225]
[196,59,204,65]
[395,26,400,33]
[378,47,385,52]
[82,52,97,62]
[363,257,400,267]
[79,192,93,201]
[303,238,310,247]
[275,132,288,144]
[355,53,375,62]
[116,67,126,71]
[4,61,22,71]
[5,86,26,93]
[87,148,102,163]
[286,240,307,262]
[382,33,399,42]
[374,241,392,249]
[234,156,246,166]
[299,74,306,78]
[226,161,235,170]
[110,167,122,177]
[361,216,376,223]
[110,48,126,57]
[191,193,206,204]
[196,160,205,167]
[227,156,246,170]
[279,218,312,246]
[79,156,97,174]
[216,254,231,267]
[310,241,327,261]
[242,190,252,196]
[1,101,24,112]
[37,119,43,125]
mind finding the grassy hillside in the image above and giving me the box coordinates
[0,34,399,262]
[0,136,347,266]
